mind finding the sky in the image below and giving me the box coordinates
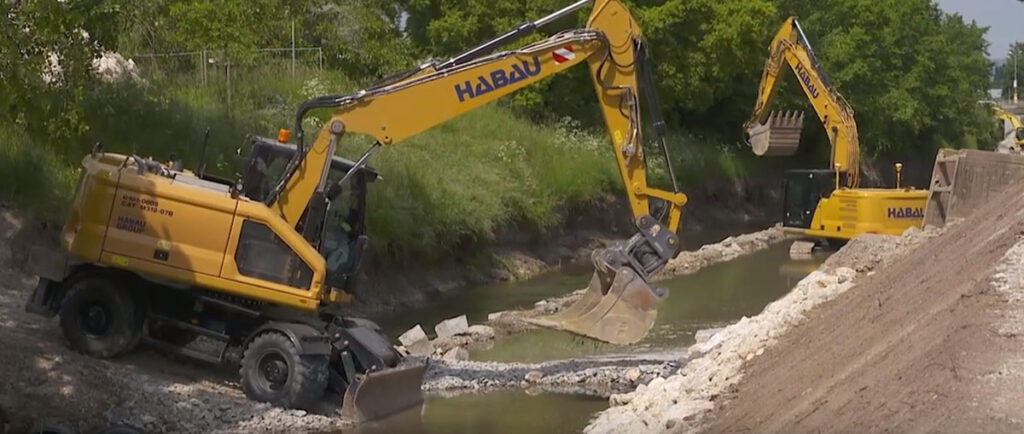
[934,0,1024,60]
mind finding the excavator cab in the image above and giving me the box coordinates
[781,169,836,229]
[242,136,378,292]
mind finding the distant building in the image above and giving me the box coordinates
[990,88,1004,100]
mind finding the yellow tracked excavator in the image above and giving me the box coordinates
[744,17,927,242]
[989,103,1024,153]
[24,0,686,422]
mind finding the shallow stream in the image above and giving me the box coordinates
[364,229,830,432]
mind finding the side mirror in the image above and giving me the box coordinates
[1016,128,1024,141]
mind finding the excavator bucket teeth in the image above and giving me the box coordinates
[341,362,427,423]
[527,267,661,345]
[749,110,804,156]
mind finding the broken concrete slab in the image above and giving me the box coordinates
[434,315,469,339]
[398,324,434,356]
[398,324,427,346]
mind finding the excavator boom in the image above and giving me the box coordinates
[268,1,686,343]
[744,17,860,187]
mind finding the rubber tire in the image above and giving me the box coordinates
[240,332,329,410]
[59,276,144,359]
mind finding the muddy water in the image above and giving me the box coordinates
[365,229,825,433]
[376,224,772,338]
[474,242,829,362]
[345,391,606,434]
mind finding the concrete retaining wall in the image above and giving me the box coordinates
[924,149,1024,227]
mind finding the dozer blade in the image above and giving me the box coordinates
[527,265,661,345]
[749,110,804,156]
[341,362,427,423]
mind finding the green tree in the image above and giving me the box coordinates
[166,0,291,63]
[304,0,415,80]
[0,0,125,155]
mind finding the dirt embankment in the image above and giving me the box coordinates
[699,189,1024,432]
[588,183,1024,433]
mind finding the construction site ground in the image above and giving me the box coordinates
[699,183,1024,432]
[586,183,1024,432]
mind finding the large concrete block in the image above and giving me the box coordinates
[434,315,469,339]
[397,324,434,356]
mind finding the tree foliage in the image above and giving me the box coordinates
[0,0,125,154]
[0,0,1000,159]
[994,42,1023,100]
[774,0,993,153]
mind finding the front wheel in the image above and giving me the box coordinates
[240,332,328,410]
[58,276,144,358]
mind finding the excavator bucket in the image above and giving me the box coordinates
[526,252,662,345]
[341,362,428,423]
[749,111,804,156]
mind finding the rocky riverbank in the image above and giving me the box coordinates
[584,226,941,433]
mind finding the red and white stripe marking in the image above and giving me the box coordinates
[552,46,576,64]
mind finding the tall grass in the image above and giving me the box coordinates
[0,123,78,217]
[338,107,619,259]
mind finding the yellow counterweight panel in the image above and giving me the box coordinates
[799,189,927,240]
[103,167,236,276]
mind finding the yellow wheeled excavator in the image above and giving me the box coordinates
[990,104,1024,153]
[744,17,927,242]
[24,0,686,422]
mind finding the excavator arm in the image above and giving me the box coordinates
[744,17,861,188]
[266,0,687,345]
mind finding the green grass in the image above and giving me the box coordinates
[339,106,619,260]
[0,122,77,218]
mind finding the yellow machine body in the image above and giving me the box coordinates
[63,152,331,311]
[794,188,927,240]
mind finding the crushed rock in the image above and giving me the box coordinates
[584,227,941,434]
[423,354,681,397]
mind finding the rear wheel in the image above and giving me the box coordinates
[58,276,144,358]
[240,332,328,410]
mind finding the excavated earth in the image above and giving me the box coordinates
[586,184,1024,433]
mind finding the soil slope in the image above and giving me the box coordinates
[702,185,1024,432]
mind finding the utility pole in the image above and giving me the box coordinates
[1014,49,1019,104]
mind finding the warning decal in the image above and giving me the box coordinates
[552,46,575,64]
